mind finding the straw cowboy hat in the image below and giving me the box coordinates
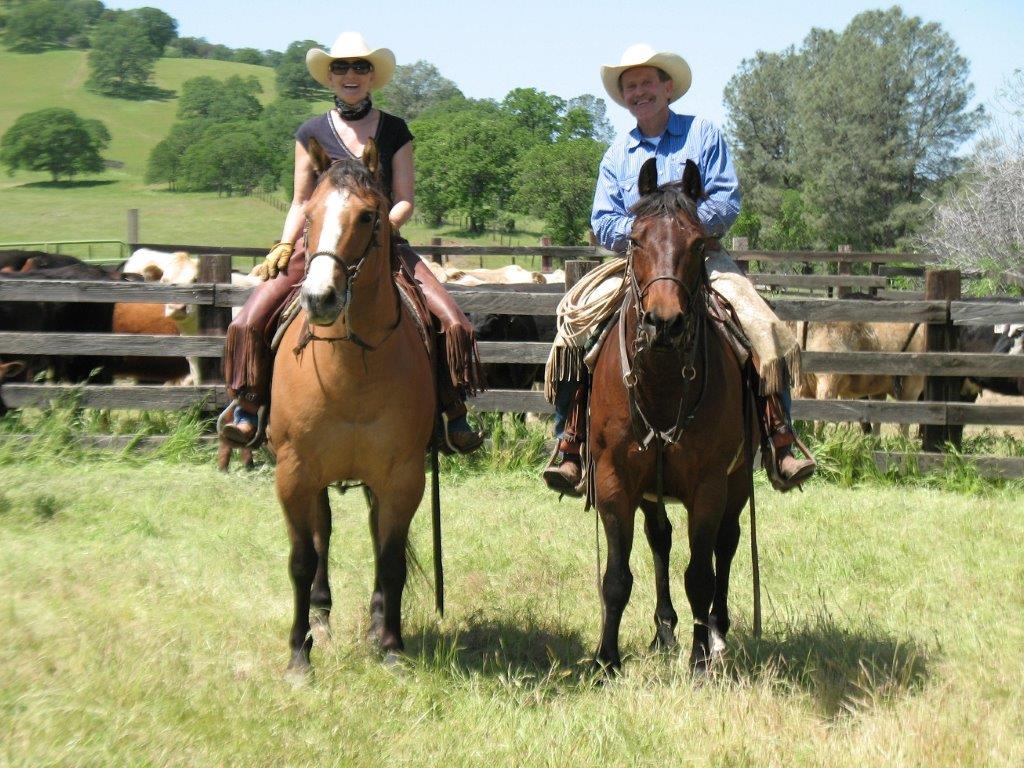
[600,43,691,108]
[306,32,396,89]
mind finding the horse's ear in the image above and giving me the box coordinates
[681,159,705,201]
[638,158,659,196]
[362,137,380,178]
[307,137,332,176]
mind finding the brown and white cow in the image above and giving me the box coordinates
[793,321,925,435]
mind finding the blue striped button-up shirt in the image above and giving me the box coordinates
[591,110,741,253]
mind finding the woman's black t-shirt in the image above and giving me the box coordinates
[294,110,413,205]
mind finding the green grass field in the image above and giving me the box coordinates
[0,49,548,254]
[1,451,1021,766]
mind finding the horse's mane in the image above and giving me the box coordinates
[630,181,701,227]
[324,159,386,205]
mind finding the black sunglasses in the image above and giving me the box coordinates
[330,60,373,75]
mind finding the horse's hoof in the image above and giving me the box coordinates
[382,650,406,673]
[648,631,678,653]
[284,660,312,687]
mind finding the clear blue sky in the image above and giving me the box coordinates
[116,0,1022,142]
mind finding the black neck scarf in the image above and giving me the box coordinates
[335,96,373,121]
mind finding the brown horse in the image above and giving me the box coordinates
[269,140,435,675]
[588,158,756,674]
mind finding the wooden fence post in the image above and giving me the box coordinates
[731,236,750,273]
[197,254,232,384]
[565,259,600,290]
[430,236,443,265]
[836,244,852,298]
[127,209,139,247]
[540,236,552,273]
[921,268,962,452]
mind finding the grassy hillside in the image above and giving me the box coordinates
[0,49,281,179]
[0,49,291,248]
[0,49,545,251]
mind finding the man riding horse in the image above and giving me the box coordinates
[543,43,815,496]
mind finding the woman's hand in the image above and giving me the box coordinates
[250,242,295,281]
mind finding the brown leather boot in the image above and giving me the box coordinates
[543,448,583,497]
[760,393,816,492]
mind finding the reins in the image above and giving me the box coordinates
[619,247,709,451]
[617,241,710,519]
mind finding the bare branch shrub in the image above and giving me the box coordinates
[920,70,1024,287]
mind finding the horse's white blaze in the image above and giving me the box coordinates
[304,189,350,295]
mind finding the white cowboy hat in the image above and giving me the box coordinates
[600,43,691,108]
[305,32,396,90]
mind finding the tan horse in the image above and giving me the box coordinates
[269,139,434,675]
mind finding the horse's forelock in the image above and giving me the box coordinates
[630,182,702,230]
[323,159,385,208]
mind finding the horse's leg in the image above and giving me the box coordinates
[709,470,747,662]
[276,460,320,675]
[310,487,332,645]
[684,480,727,676]
[366,464,424,658]
[639,498,678,651]
[595,490,637,672]
[364,487,385,642]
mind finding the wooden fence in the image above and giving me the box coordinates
[1,244,1023,476]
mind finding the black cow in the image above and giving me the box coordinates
[958,323,1024,397]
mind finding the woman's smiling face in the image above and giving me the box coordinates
[329,59,375,105]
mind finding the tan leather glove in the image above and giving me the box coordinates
[250,242,294,281]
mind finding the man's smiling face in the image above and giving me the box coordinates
[619,66,673,125]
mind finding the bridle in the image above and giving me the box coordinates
[619,220,710,449]
[297,195,401,354]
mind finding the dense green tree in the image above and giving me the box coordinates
[375,60,463,120]
[0,107,109,181]
[412,102,525,231]
[275,39,323,100]
[723,7,982,250]
[559,94,614,142]
[232,47,264,65]
[176,75,262,122]
[501,87,565,143]
[145,119,209,187]
[126,6,176,54]
[86,14,159,96]
[513,138,606,244]
[723,48,802,214]
[4,0,92,51]
[258,97,315,195]
[177,122,273,194]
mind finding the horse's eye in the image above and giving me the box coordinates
[694,240,706,256]
[358,211,374,224]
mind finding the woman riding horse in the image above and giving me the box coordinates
[220,32,484,452]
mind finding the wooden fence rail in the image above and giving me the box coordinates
[1,261,1022,479]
